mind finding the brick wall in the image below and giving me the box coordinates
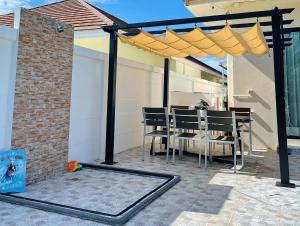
[11,9,74,184]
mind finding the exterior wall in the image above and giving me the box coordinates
[0,25,18,151]
[69,46,224,162]
[227,54,278,150]
[69,46,105,163]
[114,59,163,155]
[74,34,164,68]
[69,46,163,162]
[170,73,224,110]
[202,71,223,83]
[11,9,74,184]
[74,31,222,82]
[170,60,201,78]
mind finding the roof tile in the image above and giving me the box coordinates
[0,0,128,31]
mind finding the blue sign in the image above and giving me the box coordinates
[0,150,26,193]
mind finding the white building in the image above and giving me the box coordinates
[185,0,300,151]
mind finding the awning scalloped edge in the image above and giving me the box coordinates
[117,22,269,58]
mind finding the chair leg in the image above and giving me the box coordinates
[234,140,237,173]
[142,135,146,161]
[178,138,182,159]
[166,136,169,163]
[241,133,244,168]
[198,139,201,167]
[212,131,215,150]
[179,138,183,160]
[249,121,253,155]
[223,144,225,156]
[152,137,156,157]
[209,142,213,162]
[160,138,162,150]
[205,138,208,168]
[173,135,176,163]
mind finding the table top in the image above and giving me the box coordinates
[167,113,251,122]
[235,115,251,123]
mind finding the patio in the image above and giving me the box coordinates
[0,2,300,225]
[1,145,299,226]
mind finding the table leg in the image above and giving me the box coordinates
[231,122,242,156]
[237,124,242,151]
[249,120,253,155]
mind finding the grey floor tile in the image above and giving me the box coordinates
[0,144,299,226]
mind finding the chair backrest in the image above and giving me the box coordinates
[143,107,168,127]
[172,109,201,130]
[205,110,236,133]
[170,105,190,111]
[229,107,251,117]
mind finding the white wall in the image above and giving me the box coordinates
[0,26,18,151]
[114,61,163,155]
[170,73,224,110]
[69,46,224,162]
[68,47,105,163]
[69,46,164,162]
[227,54,278,150]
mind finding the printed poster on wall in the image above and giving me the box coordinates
[0,150,26,193]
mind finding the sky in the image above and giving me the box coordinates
[0,0,225,71]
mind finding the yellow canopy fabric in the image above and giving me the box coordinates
[118,23,269,58]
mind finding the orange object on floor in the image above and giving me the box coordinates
[67,160,79,172]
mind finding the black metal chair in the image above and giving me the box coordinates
[172,109,205,166]
[204,110,244,172]
[229,107,252,155]
[170,105,192,147]
[157,106,189,150]
[142,107,174,162]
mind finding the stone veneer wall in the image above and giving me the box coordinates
[11,9,74,184]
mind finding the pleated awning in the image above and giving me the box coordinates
[118,23,269,58]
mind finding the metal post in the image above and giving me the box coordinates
[161,58,170,149]
[104,31,118,165]
[150,58,170,155]
[272,8,295,188]
[163,58,170,107]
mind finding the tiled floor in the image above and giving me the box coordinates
[0,144,300,226]
[15,168,168,215]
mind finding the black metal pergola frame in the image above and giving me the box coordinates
[102,7,299,188]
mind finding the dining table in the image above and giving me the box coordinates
[148,113,251,164]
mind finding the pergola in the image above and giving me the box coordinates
[102,7,300,188]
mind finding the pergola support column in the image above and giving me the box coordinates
[163,58,170,107]
[161,58,170,149]
[104,31,118,165]
[272,8,295,188]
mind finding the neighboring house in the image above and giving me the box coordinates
[0,0,224,83]
[184,0,300,150]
